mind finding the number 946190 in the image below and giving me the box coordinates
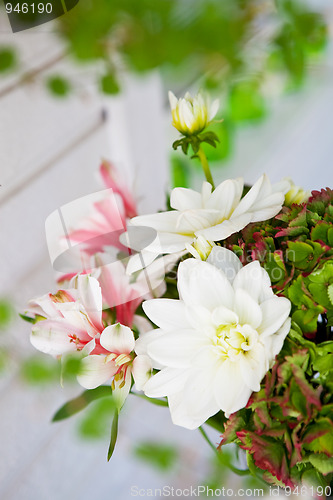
[6,3,52,14]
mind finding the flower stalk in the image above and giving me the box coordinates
[197,146,215,189]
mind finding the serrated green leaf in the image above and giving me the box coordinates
[313,354,333,373]
[307,454,333,475]
[287,241,313,263]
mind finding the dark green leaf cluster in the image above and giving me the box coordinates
[225,188,333,336]
[172,131,219,156]
[219,187,333,488]
[219,328,333,488]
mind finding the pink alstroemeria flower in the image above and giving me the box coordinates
[77,323,151,409]
[63,160,137,260]
[100,159,137,219]
[29,275,106,357]
[28,275,151,408]
[66,194,128,257]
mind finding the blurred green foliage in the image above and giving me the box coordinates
[0,48,17,73]
[133,441,179,471]
[21,355,60,385]
[77,397,116,439]
[0,300,13,327]
[46,75,71,97]
[20,352,83,385]
[0,0,328,185]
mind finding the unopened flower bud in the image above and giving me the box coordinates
[168,90,219,136]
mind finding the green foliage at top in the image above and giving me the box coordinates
[57,0,327,86]
[225,188,333,336]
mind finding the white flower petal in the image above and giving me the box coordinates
[207,246,242,283]
[238,345,267,392]
[212,306,239,326]
[197,213,252,241]
[126,250,159,274]
[214,360,253,417]
[250,193,285,222]
[133,315,153,334]
[77,355,117,389]
[233,260,273,303]
[143,299,191,330]
[74,275,103,329]
[262,317,291,363]
[113,368,132,409]
[30,320,79,356]
[234,289,262,329]
[205,179,243,218]
[258,296,291,338]
[178,259,234,310]
[168,370,220,429]
[168,90,178,110]
[132,354,153,391]
[171,187,202,211]
[134,329,165,369]
[147,232,193,254]
[231,175,265,218]
[128,211,180,233]
[100,323,135,354]
[146,329,206,368]
[143,367,190,398]
[209,98,220,121]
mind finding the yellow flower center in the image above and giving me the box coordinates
[212,323,255,361]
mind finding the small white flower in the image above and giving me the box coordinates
[169,91,219,136]
[284,178,310,206]
[185,236,215,260]
[136,247,291,429]
[122,174,287,270]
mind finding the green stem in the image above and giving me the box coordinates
[199,426,251,477]
[197,147,215,190]
[199,425,218,454]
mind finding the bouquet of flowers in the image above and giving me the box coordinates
[23,91,333,494]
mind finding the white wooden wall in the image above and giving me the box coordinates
[0,15,215,500]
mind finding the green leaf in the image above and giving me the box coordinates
[0,300,12,327]
[19,313,36,324]
[133,441,178,471]
[21,356,60,385]
[328,284,333,306]
[46,76,71,97]
[307,453,333,475]
[100,72,120,95]
[287,241,313,263]
[0,48,17,73]
[313,354,333,373]
[107,409,119,461]
[52,386,112,421]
